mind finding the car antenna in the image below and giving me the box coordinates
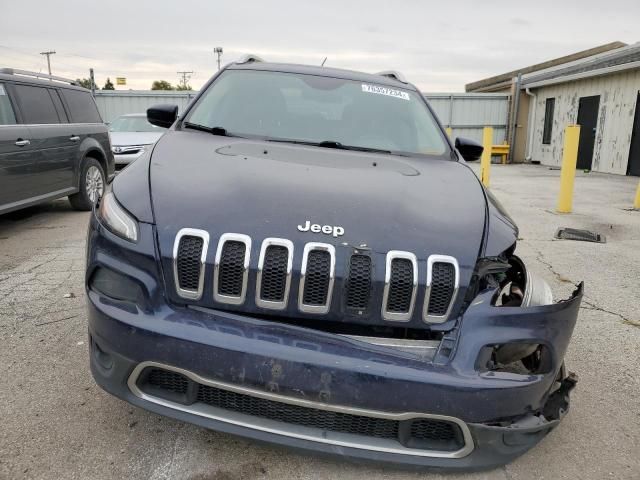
[321,57,327,67]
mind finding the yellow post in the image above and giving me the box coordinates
[634,181,640,209]
[556,125,581,213]
[480,127,493,187]
[445,127,453,138]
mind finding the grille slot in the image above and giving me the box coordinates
[256,238,293,310]
[299,243,335,314]
[408,418,463,451]
[214,233,251,305]
[136,365,468,454]
[147,368,190,394]
[345,254,372,311]
[423,255,459,323]
[382,252,417,322]
[173,228,209,300]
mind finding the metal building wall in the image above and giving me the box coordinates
[94,91,198,123]
[529,69,640,174]
[424,93,510,144]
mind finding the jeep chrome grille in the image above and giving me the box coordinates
[173,228,209,300]
[299,243,335,314]
[423,255,459,323]
[214,233,251,305]
[382,251,418,322]
[256,238,294,310]
[173,231,459,323]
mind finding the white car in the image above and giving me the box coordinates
[108,113,166,166]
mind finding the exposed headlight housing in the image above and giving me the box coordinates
[522,270,553,306]
[97,190,139,242]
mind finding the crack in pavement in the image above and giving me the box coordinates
[582,297,640,327]
[524,241,639,328]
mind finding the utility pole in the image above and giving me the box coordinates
[40,50,56,75]
[89,68,96,96]
[214,47,223,71]
[177,71,194,89]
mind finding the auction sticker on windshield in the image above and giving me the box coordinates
[361,84,410,100]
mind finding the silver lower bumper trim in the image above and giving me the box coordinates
[128,361,474,459]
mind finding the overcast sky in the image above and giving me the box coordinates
[1,0,638,91]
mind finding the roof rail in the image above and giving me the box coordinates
[0,68,79,86]
[375,70,408,83]
[235,54,265,65]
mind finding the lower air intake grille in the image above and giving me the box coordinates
[147,368,189,394]
[260,245,289,302]
[386,258,414,313]
[428,263,456,316]
[137,366,466,452]
[196,385,399,439]
[217,241,246,296]
[345,254,372,310]
[302,250,331,306]
[176,236,204,291]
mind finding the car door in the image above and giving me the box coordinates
[59,88,104,182]
[10,82,76,196]
[0,81,37,209]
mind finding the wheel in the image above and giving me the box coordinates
[68,157,105,211]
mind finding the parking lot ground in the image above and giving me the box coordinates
[0,164,639,480]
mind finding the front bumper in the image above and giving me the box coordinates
[86,214,582,470]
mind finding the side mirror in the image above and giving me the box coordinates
[147,104,178,128]
[455,137,483,162]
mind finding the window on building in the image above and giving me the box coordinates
[0,83,17,125]
[542,98,555,144]
[61,89,102,123]
[13,84,61,124]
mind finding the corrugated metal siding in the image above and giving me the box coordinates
[94,91,197,123]
[530,69,640,174]
[425,93,509,144]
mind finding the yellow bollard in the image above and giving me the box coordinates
[480,127,493,187]
[445,127,453,138]
[556,125,581,213]
[634,181,640,209]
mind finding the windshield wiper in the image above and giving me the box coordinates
[183,122,242,137]
[266,138,393,154]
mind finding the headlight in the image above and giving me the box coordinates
[97,190,139,242]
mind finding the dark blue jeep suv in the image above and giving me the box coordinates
[85,56,582,470]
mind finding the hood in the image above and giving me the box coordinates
[150,130,488,328]
[109,131,164,147]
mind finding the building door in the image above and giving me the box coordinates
[627,91,640,176]
[576,95,600,170]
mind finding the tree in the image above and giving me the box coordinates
[103,78,115,90]
[151,80,174,91]
[75,78,95,89]
[176,83,193,91]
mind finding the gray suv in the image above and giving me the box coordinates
[0,68,114,214]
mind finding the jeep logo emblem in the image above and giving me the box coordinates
[297,220,344,238]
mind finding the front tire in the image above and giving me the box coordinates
[69,158,105,211]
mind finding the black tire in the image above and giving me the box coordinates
[68,157,106,211]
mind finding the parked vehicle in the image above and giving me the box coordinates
[108,113,166,166]
[86,56,582,470]
[0,69,114,214]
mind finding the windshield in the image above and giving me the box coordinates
[109,116,165,132]
[186,70,448,156]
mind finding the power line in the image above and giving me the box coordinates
[40,50,56,75]
[177,70,193,89]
